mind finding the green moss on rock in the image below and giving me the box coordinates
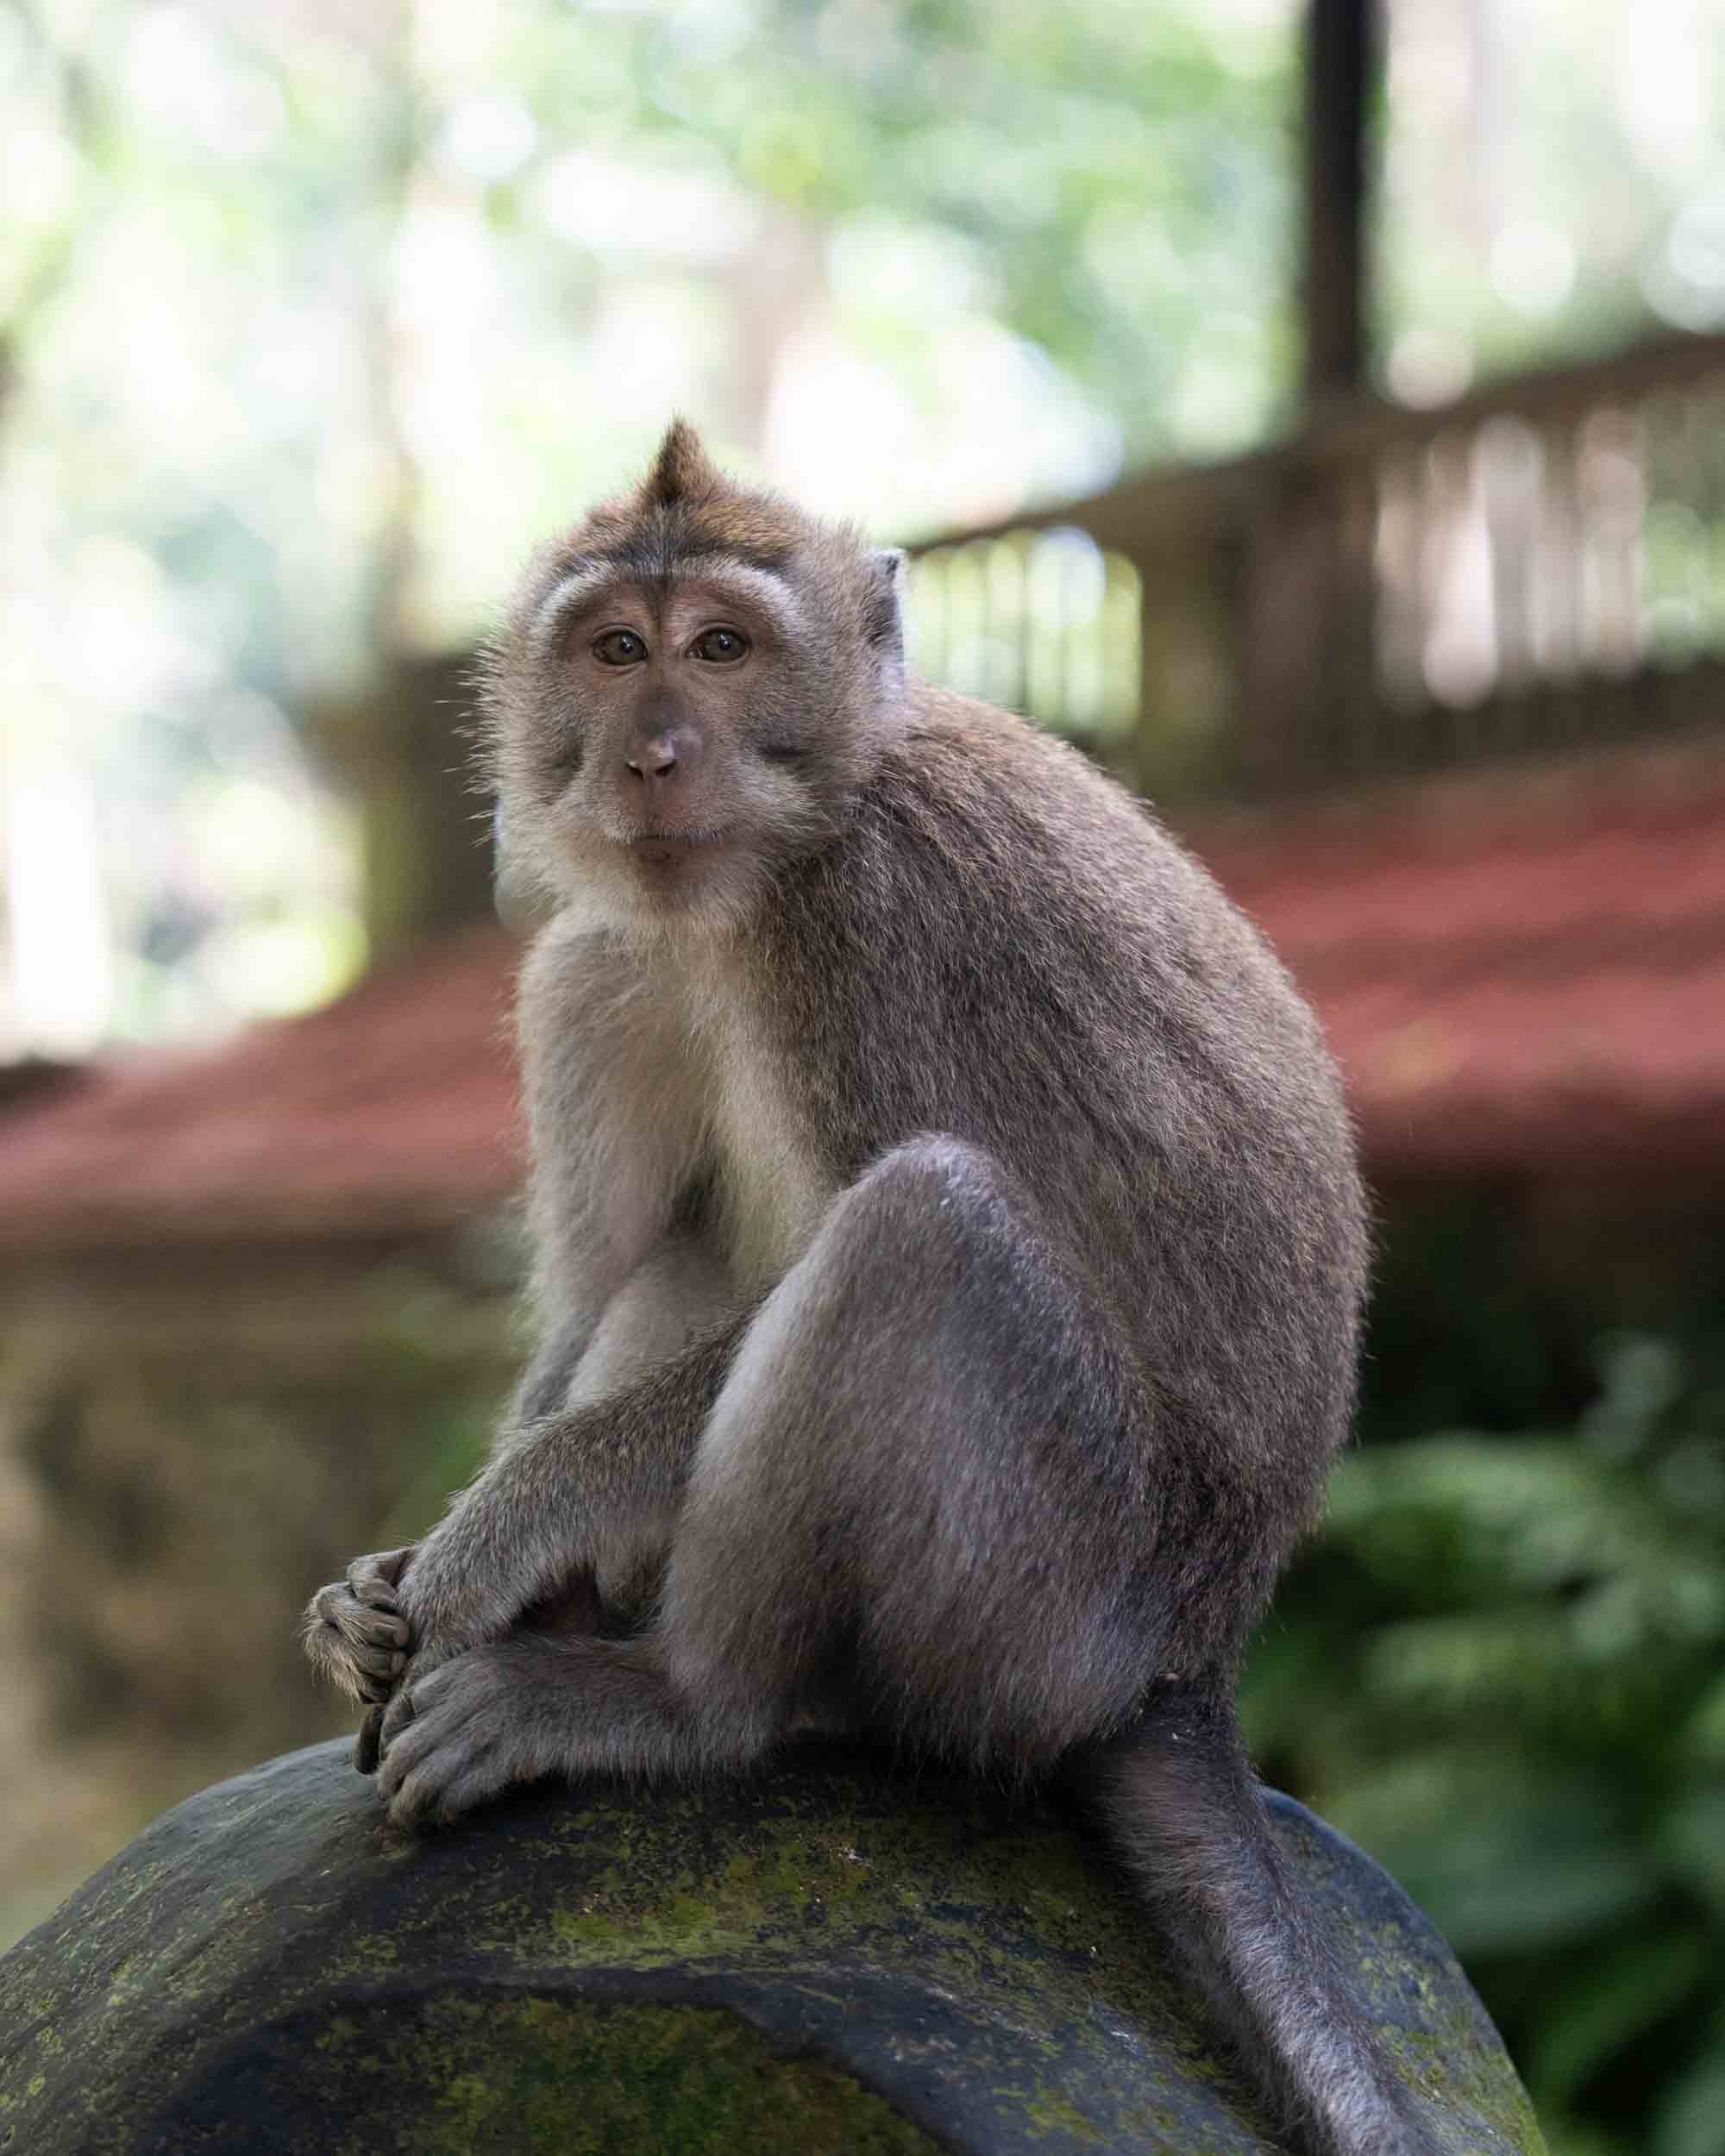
[310,1994,940,2156]
[0,1739,1546,2155]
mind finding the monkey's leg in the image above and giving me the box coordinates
[374,1630,718,1825]
[380,1136,1157,1822]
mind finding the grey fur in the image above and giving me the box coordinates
[304,427,1439,2156]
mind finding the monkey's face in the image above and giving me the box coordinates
[495,561,853,930]
[484,427,906,936]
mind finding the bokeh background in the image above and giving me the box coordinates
[2,3,1724,2153]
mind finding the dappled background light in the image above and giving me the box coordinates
[0,0,1324,1049]
[4,0,1722,1050]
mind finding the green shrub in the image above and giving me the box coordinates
[1245,1332,1725,2156]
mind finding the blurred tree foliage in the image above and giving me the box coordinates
[0,0,1301,1042]
[1246,1319,1725,2156]
[1377,0,1725,405]
[0,0,1305,637]
[4,0,1721,1039]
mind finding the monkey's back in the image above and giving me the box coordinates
[756,688,1368,1656]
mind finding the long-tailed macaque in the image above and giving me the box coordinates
[304,423,1440,2156]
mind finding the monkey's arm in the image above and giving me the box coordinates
[302,1320,608,1707]
[390,1311,750,1677]
[308,1232,739,1743]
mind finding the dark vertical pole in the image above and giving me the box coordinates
[1303,0,1376,404]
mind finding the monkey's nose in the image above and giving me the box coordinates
[623,726,703,798]
[624,737,679,784]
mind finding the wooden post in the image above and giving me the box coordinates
[1302,0,1377,404]
[1222,0,1383,802]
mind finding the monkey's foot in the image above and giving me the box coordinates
[374,1634,713,1831]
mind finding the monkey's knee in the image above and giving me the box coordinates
[842,1134,1014,1248]
[759,1135,1054,1374]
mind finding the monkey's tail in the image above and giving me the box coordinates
[1085,1684,1445,2156]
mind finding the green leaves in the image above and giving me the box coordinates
[1530,1931,1711,2117]
[1245,1329,1725,2156]
[1653,2035,1725,2156]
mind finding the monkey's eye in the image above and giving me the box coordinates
[593,630,647,667]
[690,627,750,664]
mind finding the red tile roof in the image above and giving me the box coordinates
[1197,740,1725,1182]
[0,745,1720,1255]
[0,924,524,1255]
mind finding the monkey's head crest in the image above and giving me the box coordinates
[612,418,826,573]
[640,417,724,509]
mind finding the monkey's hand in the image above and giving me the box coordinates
[367,1501,536,1771]
[302,1545,416,1708]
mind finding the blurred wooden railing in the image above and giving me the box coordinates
[906,330,1725,805]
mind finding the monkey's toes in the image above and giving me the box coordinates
[381,1746,509,1830]
[377,1681,417,1760]
[354,1706,386,1776]
[376,1669,514,1828]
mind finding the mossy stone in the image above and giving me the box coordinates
[0,1738,1544,2154]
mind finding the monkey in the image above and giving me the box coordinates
[303,421,1442,2156]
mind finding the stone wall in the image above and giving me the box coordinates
[0,1226,521,1945]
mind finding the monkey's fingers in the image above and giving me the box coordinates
[304,1580,411,1702]
[354,1705,386,1776]
[346,1545,416,1610]
[303,1627,398,1706]
[313,1578,411,1649]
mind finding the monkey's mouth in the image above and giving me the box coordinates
[624,831,729,873]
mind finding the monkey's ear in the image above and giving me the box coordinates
[865,547,906,654]
[643,418,723,507]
